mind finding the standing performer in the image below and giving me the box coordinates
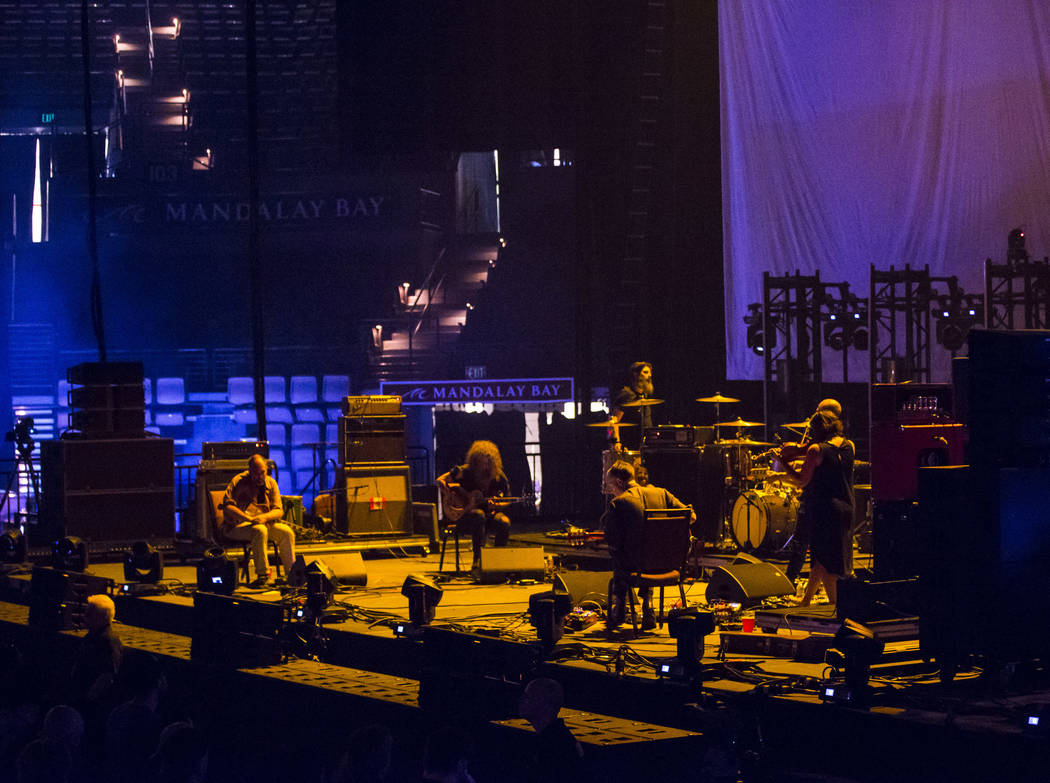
[781,399,850,584]
[437,440,512,572]
[602,460,694,630]
[774,409,855,605]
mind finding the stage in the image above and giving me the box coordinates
[4,529,1050,783]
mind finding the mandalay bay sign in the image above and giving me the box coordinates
[380,378,574,405]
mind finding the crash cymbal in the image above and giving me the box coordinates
[715,417,764,428]
[718,438,773,447]
[584,419,637,428]
[695,393,740,404]
[620,397,665,407]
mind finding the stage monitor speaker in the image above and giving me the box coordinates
[477,546,546,584]
[28,566,111,630]
[190,591,285,668]
[336,464,413,535]
[553,570,613,609]
[705,561,794,608]
[308,552,367,587]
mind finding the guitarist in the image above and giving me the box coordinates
[437,440,512,571]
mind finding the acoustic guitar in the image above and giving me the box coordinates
[440,482,519,522]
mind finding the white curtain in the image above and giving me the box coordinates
[720,0,1050,379]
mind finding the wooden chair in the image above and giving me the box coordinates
[608,506,693,633]
[208,490,282,582]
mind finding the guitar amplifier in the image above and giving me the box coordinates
[340,415,406,464]
[342,395,402,416]
[202,441,269,461]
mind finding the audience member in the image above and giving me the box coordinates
[105,653,167,783]
[69,594,122,705]
[15,704,85,783]
[517,678,586,783]
[329,723,394,783]
[145,722,208,783]
[0,643,43,782]
[422,726,476,783]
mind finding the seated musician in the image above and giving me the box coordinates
[437,440,512,571]
[220,454,296,588]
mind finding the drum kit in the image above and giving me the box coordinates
[587,391,805,555]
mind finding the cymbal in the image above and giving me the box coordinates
[718,438,773,447]
[854,459,870,467]
[620,397,665,407]
[584,419,637,428]
[695,393,740,404]
[715,417,764,428]
[780,421,810,429]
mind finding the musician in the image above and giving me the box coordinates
[220,454,296,588]
[774,410,854,605]
[781,398,848,584]
[602,460,694,630]
[610,361,654,448]
[437,440,512,571]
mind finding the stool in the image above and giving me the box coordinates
[438,523,462,573]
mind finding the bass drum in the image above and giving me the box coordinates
[731,489,798,553]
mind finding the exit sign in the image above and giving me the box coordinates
[465,366,487,380]
[41,113,54,123]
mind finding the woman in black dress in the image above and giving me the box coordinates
[775,410,854,605]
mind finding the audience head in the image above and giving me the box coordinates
[151,722,208,783]
[41,704,84,747]
[519,677,565,731]
[118,651,166,700]
[83,593,115,632]
[422,726,473,782]
[333,723,393,783]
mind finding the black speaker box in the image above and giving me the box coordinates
[553,570,613,609]
[308,552,367,586]
[339,415,406,464]
[336,464,413,535]
[705,561,794,608]
[477,546,546,584]
[190,591,285,668]
[28,566,111,630]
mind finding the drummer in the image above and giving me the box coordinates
[610,361,656,448]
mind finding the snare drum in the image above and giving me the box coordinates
[731,488,798,553]
[602,448,640,493]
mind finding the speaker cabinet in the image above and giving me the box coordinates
[477,546,546,584]
[642,447,723,540]
[336,464,413,535]
[36,438,175,546]
[339,415,406,464]
[705,561,794,607]
[553,570,613,609]
[307,552,367,586]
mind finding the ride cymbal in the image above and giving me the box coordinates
[715,417,764,428]
[718,438,772,447]
[620,397,665,407]
[695,393,740,404]
[779,421,810,430]
[584,419,637,428]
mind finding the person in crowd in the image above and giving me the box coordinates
[105,653,167,783]
[329,723,394,783]
[15,704,85,783]
[518,677,585,783]
[220,454,295,587]
[145,722,208,783]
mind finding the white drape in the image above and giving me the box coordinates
[720,0,1050,379]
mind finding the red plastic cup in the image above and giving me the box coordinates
[741,614,755,633]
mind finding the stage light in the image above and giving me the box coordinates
[528,591,572,650]
[743,303,774,356]
[0,527,26,565]
[123,541,164,584]
[305,559,337,614]
[401,574,442,629]
[51,537,88,572]
[196,546,237,595]
[662,607,715,679]
[398,281,411,306]
[824,619,885,707]
[371,324,383,351]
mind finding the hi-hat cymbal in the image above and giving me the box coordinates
[718,438,773,447]
[584,419,637,428]
[695,393,740,404]
[620,397,664,407]
[715,417,764,428]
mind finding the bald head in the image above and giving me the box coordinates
[248,454,268,488]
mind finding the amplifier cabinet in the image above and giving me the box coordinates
[339,414,406,464]
[869,423,966,501]
[335,464,413,535]
[37,438,175,545]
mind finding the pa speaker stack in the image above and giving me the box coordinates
[335,395,413,536]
